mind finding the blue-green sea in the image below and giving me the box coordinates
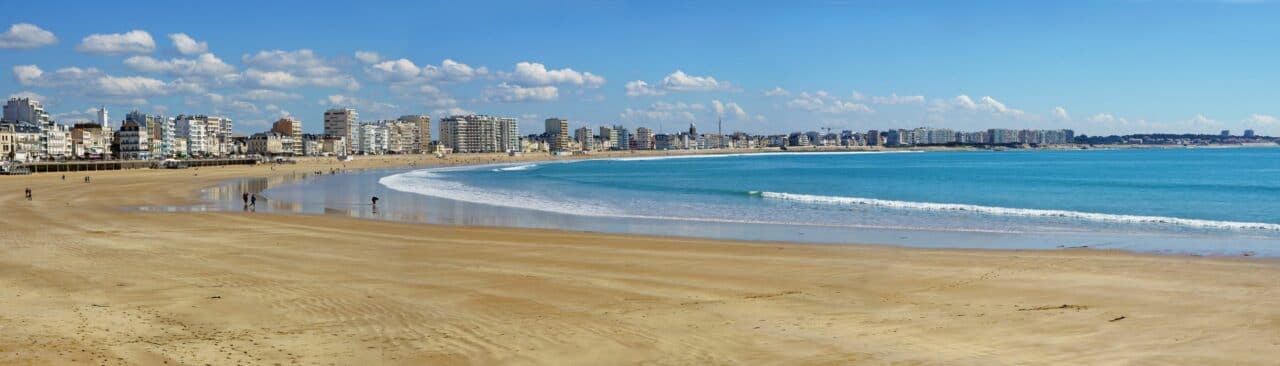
[373,148,1280,255]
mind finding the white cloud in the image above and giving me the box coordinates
[652,101,705,111]
[367,58,421,82]
[95,75,171,97]
[13,64,195,100]
[319,94,400,118]
[1188,114,1222,127]
[1244,114,1279,126]
[763,87,790,97]
[1087,113,1128,125]
[237,89,302,101]
[0,23,57,49]
[242,69,303,89]
[946,94,1025,117]
[124,53,235,77]
[482,83,558,102]
[242,49,327,70]
[661,70,729,91]
[354,51,381,64]
[416,84,458,107]
[13,65,43,85]
[712,100,748,120]
[625,80,665,96]
[785,91,873,114]
[1052,106,1070,121]
[626,70,734,97]
[76,30,155,54]
[421,59,487,82]
[504,62,605,88]
[240,49,360,90]
[870,93,925,105]
[168,33,208,55]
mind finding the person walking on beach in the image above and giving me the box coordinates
[84,176,90,183]
[242,192,249,206]
[25,188,32,201]
[250,194,257,207]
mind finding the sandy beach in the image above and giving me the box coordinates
[1,153,1278,365]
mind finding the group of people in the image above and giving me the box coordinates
[242,192,258,210]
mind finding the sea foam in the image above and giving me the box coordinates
[752,191,1280,231]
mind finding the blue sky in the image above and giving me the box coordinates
[3,0,1279,136]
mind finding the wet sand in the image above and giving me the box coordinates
[1,153,1278,365]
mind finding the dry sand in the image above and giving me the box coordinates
[1,153,1278,365]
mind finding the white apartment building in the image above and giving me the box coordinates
[439,115,519,153]
[324,108,358,153]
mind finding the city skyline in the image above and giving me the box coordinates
[4,0,1280,136]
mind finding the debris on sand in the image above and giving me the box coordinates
[1018,304,1088,311]
[1109,316,1126,322]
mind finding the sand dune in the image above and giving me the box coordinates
[1,154,1278,365]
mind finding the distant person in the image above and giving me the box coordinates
[61,174,65,181]
[250,194,257,207]
[371,196,379,206]
[84,176,90,183]
[242,192,249,206]
[25,188,32,201]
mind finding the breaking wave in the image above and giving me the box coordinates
[750,191,1280,231]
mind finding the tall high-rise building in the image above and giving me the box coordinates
[96,106,109,128]
[397,115,431,153]
[613,125,631,151]
[544,117,570,152]
[324,108,358,153]
[599,126,618,149]
[1244,129,1256,138]
[271,117,304,155]
[574,126,593,151]
[634,127,655,150]
[438,115,519,153]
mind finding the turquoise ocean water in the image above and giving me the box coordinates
[373,148,1280,255]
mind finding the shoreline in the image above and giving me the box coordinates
[2,152,1280,364]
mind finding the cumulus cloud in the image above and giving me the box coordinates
[76,30,155,54]
[0,23,57,49]
[944,94,1025,117]
[661,70,730,91]
[354,51,381,64]
[785,91,873,114]
[168,33,208,55]
[712,100,748,120]
[240,49,359,90]
[1052,106,1070,121]
[482,83,558,102]
[421,59,487,82]
[504,62,605,88]
[763,87,790,97]
[16,64,201,102]
[870,93,925,105]
[625,80,664,97]
[124,53,235,77]
[367,58,421,82]
[626,70,733,97]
